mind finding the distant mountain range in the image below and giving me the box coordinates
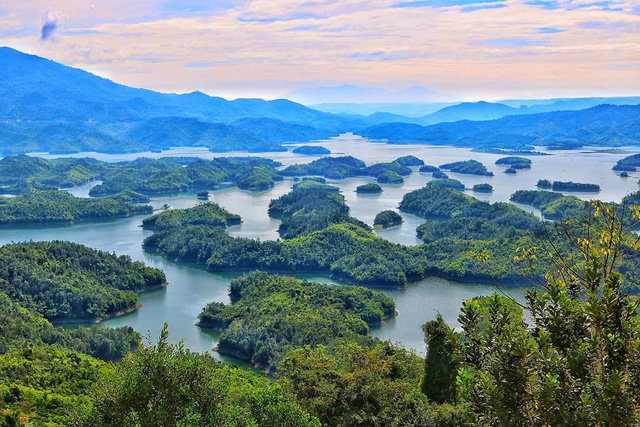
[0,46,638,155]
[359,104,640,149]
[0,47,343,154]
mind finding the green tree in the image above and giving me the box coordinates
[420,314,458,404]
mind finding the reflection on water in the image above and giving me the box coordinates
[3,134,637,355]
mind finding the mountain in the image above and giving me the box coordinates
[419,101,519,125]
[287,84,447,104]
[360,104,640,149]
[0,47,347,154]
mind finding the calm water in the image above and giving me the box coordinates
[3,134,638,356]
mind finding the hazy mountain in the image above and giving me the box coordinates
[360,104,640,149]
[287,84,447,104]
[0,47,346,154]
[311,102,455,117]
[420,101,519,125]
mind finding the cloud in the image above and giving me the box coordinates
[40,9,63,41]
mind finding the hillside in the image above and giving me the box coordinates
[360,104,640,149]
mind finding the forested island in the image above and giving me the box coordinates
[142,202,242,230]
[356,182,383,193]
[0,190,152,224]
[197,271,396,368]
[495,156,532,169]
[374,210,403,228]
[537,179,601,192]
[439,159,493,176]
[292,145,331,155]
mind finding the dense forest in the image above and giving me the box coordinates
[142,202,241,231]
[0,191,152,224]
[198,271,396,367]
[439,160,493,176]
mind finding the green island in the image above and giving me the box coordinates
[374,210,403,228]
[472,183,493,193]
[510,190,589,220]
[292,145,331,155]
[142,202,242,231]
[418,164,439,173]
[431,169,449,179]
[291,180,340,192]
[612,153,640,171]
[504,167,517,174]
[0,190,152,225]
[356,182,383,193]
[197,271,396,368]
[537,179,601,192]
[495,156,532,169]
[197,190,209,199]
[393,155,424,166]
[281,155,415,183]
[439,160,493,176]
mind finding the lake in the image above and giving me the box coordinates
[3,134,638,357]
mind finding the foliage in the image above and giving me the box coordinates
[280,341,472,427]
[495,156,531,169]
[356,183,382,193]
[377,171,404,184]
[291,180,340,192]
[198,272,395,367]
[142,202,241,231]
[292,146,331,155]
[537,179,601,192]
[419,165,440,173]
[281,156,366,179]
[420,314,458,404]
[393,155,424,167]
[77,325,321,427]
[472,183,492,193]
[0,241,166,321]
[374,210,402,228]
[439,160,493,176]
[0,190,151,224]
[613,153,640,171]
[425,178,464,191]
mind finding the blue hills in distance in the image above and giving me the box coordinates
[0,46,638,155]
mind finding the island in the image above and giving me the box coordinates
[612,153,640,171]
[356,183,383,194]
[393,155,424,166]
[374,210,403,228]
[376,170,404,184]
[419,165,440,173]
[142,202,242,231]
[197,191,209,199]
[537,180,601,192]
[292,145,331,155]
[197,271,395,369]
[473,183,493,193]
[495,156,532,169]
[439,160,493,176]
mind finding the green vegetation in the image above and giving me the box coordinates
[418,165,439,173]
[504,167,517,174]
[537,179,600,192]
[89,157,283,196]
[374,210,403,228]
[197,190,209,199]
[432,170,449,179]
[612,153,640,171]
[0,190,151,224]
[0,241,166,322]
[292,145,331,155]
[620,171,629,177]
[281,156,366,179]
[393,155,424,166]
[377,170,404,184]
[472,183,492,193]
[421,203,640,425]
[356,183,383,194]
[495,156,531,169]
[77,325,321,427]
[426,178,464,191]
[439,160,493,176]
[360,162,411,181]
[142,202,242,231]
[197,271,395,367]
[511,190,589,220]
[292,180,340,192]
[268,188,363,239]
[0,155,112,195]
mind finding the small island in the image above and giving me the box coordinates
[374,210,403,228]
[495,156,532,169]
[473,183,493,193]
[432,170,449,179]
[356,183,383,194]
[393,155,424,167]
[377,171,404,184]
[419,165,439,173]
[537,180,600,192]
[292,145,331,155]
[426,178,465,191]
[292,180,340,192]
[613,153,640,171]
[197,191,209,200]
[439,160,493,176]
[504,167,517,174]
[620,171,629,178]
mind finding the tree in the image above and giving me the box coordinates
[420,314,458,404]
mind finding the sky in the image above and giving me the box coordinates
[0,0,639,101]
